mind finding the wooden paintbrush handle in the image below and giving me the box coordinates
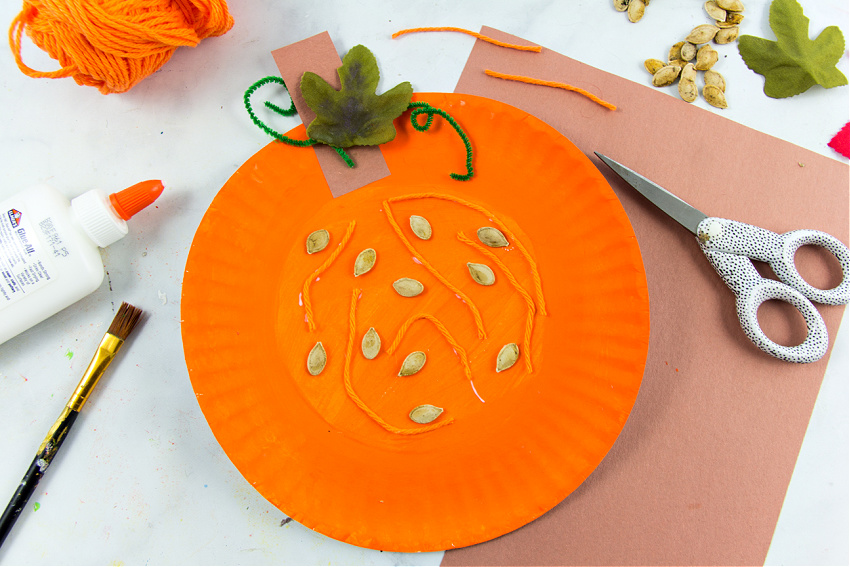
[0,408,79,549]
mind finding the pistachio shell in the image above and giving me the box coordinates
[644,58,665,74]
[703,84,728,108]
[496,343,520,372]
[399,351,426,376]
[613,0,630,11]
[409,404,443,424]
[653,65,680,87]
[716,0,743,11]
[392,278,424,297]
[361,327,381,359]
[627,0,645,22]
[409,215,432,240]
[306,229,329,254]
[704,1,726,21]
[668,41,685,62]
[694,45,718,70]
[686,24,720,44]
[714,26,739,44]
[353,248,376,277]
[704,69,726,92]
[477,227,509,248]
[680,42,697,61]
[307,342,327,376]
[467,262,496,286]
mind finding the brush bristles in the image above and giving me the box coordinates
[107,302,143,340]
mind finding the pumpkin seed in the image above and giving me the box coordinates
[307,342,327,375]
[704,69,726,92]
[613,0,630,11]
[680,62,697,82]
[353,248,376,277]
[409,404,443,424]
[644,58,665,74]
[477,227,509,248]
[702,84,728,108]
[714,26,739,44]
[694,45,718,70]
[678,64,698,102]
[716,0,743,11]
[399,351,426,376]
[409,215,432,240]
[668,41,685,63]
[467,262,496,286]
[627,0,645,22]
[306,229,329,254]
[704,1,726,21]
[680,42,697,61]
[725,12,744,24]
[686,24,720,44]
[496,343,520,372]
[652,65,680,87]
[393,278,424,297]
[361,327,381,359]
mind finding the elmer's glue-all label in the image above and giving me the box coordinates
[0,180,163,344]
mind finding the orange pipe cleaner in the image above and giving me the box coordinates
[343,289,454,435]
[484,70,617,111]
[392,27,541,52]
[457,232,536,374]
[387,193,548,315]
[8,0,234,94]
[387,313,473,382]
[302,220,356,332]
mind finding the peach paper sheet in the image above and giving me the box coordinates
[271,32,390,198]
[442,26,849,566]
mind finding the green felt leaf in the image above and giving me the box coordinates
[300,45,413,148]
[738,0,847,98]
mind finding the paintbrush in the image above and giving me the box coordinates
[0,302,143,549]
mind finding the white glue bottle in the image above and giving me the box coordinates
[0,180,164,344]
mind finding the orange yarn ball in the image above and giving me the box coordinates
[8,0,234,94]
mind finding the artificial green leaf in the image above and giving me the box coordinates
[738,0,847,98]
[300,45,413,148]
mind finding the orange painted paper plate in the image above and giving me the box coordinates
[181,93,649,552]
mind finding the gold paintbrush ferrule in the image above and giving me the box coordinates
[66,333,124,412]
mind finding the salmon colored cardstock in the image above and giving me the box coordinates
[443,26,849,566]
[271,32,390,197]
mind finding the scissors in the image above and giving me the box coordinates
[595,152,850,364]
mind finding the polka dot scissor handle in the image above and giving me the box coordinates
[697,217,850,363]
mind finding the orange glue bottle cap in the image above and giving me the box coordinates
[109,180,164,220]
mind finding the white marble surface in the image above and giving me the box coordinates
[0,1,847,564]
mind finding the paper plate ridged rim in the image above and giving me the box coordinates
[181,93,649,552]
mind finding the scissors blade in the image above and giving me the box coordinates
[595,152,707,235]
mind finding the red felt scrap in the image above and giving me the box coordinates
[828,121,850,158]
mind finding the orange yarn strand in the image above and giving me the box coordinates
[392,27,541,52]
[382,200,488,339]
[8,0,234,94]
[457,232,536,374]
[387,313,473,382]
[302,220,356,332]
[484,69,617,111]
[387,193,548,315]
[343,289,454,435]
